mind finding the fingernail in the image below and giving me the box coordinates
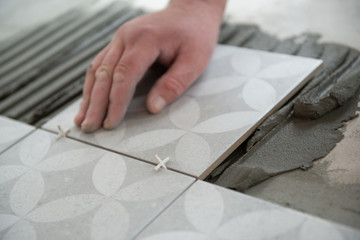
[103,119,112,129]
[152,96,167,112]
[81,121,94,133]
[74,114,81,126]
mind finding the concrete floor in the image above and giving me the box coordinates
[1,0,359,230]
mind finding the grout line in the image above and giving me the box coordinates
[0,127,36,155]
[39,126,198,179]
[130,180,197,240]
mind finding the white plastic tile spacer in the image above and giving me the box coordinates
[55,125,70,140]
[154,154,170,171]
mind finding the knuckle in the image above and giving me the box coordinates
[95,65,111,82]
[114,63,129,76]
[113,63,131,84]
[97,64,111,74]
[163,76,187,98]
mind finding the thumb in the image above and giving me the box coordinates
[146,52,207,113]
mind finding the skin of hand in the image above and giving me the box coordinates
[74,0,226,132]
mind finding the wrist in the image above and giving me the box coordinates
[167,0,226,25]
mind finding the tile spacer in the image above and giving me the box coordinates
[55,125,70,140]
[154,154,170,171]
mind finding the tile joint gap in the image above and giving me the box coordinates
[39,126,197,178]
[131,180,197,240]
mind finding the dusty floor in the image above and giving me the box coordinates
[0,0,359,229]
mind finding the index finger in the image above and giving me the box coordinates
[74,45,109,126]
[103,43,159,129]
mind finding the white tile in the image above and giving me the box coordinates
[0,116,34,154]
[137,180,360,240]
[0,129,194,240]
[43,45,323,179]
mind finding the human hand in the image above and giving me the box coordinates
[74,0,226,132]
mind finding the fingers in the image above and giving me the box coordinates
[103,44,159,129]
[74,45,109,126]
[146,51,206,113]
[81,40,124,132]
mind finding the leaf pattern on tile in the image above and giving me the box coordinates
[215,209,304,240]
[3,220,36,240]
[191,111,261,134]
[0,214,19,232]
[119,129,186,152]
[91,199,129,240]
[92,154,127,197]
[142,182,326,240]
[188,75,248,97]
[10,170,44,217]
[114,175,183,202]
[142,231,209,240]
[299,218,344,240]
[184,182,224,233]
[36,148,102,172]
[257,60,312,79]
[242,79,277,112]
[0,165,27,184]
[19,131,51,167]
[0,131,108,238]
[170,96,200,129]
[26,194,105,222]
[82,152,191,239]
[231,50,262,76]
[175,133,211,174]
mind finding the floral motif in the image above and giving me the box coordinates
[43,45,320,178]
[27,152,190,240]
[106,46,314,176]
[118,96,261,175]
[0,134,192,240]
[0,131,105,240]
[142,182,346,240]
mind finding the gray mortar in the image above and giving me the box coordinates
[215,91,359,191]
[207,32,360,193]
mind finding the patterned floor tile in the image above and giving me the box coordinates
[43,45,322,179]
[0,116,34,154]
[0,129,194,240]
[137,180,360,240]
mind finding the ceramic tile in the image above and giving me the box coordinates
[137,180,360,240]
[0,129,194,240]
[43,44,323,179]
[0,116,34,154]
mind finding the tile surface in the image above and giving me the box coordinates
[137,180,360,240]
[43,44,322,178]
[0,129,194,240]
[0,116,34,154]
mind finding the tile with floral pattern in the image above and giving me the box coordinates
[0,116,34,154]
[137,180,360,240]
[43,45,323,178]
[0,129,194,240]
